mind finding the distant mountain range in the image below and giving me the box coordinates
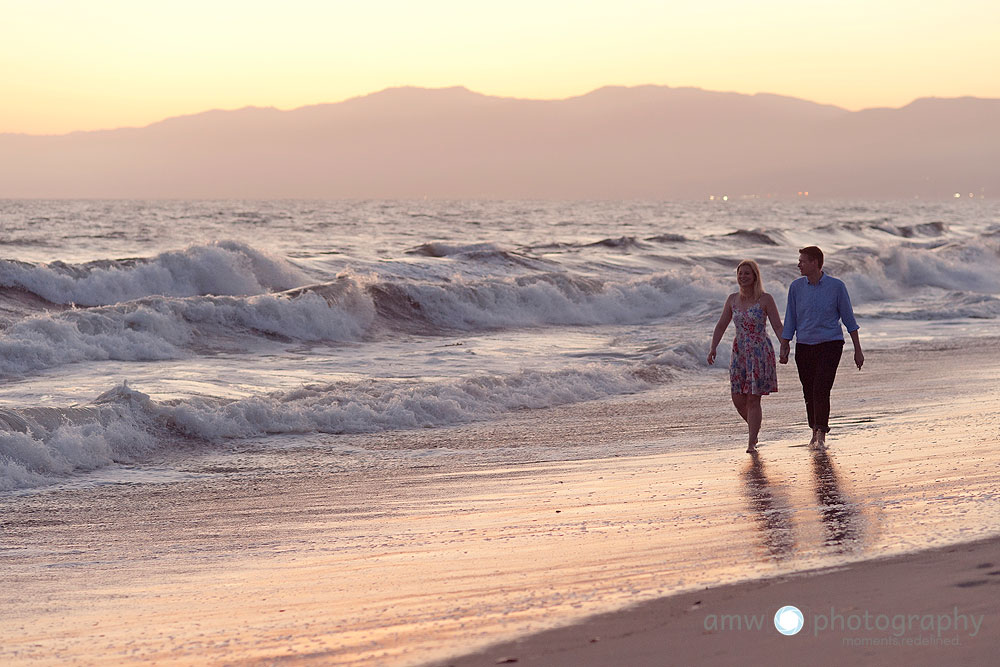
[2,86,997,199]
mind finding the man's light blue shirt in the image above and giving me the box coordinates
[782,273,859,344]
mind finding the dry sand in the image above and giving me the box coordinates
[1,339,998,665]
[441,536,1000,667]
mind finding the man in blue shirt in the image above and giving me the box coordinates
[778,246,864,447]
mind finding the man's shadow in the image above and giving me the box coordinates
[741,453,796,560]
[810,448,863,552]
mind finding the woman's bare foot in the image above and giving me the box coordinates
[746,444,758,454]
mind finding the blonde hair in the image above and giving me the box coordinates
[736,259,764,300]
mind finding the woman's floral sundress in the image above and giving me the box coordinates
[730,301,778,395]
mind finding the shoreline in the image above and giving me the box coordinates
[438,534,1000,666]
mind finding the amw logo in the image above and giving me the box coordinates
[703,606,805,635]
[703,613,766,632]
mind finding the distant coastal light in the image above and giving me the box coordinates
[954,193,962,198]
[710,193,795,201]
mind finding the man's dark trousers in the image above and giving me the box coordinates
[794,340,844,433]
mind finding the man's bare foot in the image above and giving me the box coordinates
[816,430,826,448]
[808,429,819,446]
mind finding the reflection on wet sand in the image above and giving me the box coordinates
[811,448,864,552]
[741,453,796,559]
[742,448,868,560]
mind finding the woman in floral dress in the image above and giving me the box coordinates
[707,259,784,453]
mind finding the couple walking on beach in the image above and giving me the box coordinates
[708,246,864,453]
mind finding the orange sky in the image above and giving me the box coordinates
[2,0,998,135]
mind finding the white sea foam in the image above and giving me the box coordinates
[0,393,157,492]
[370,269,725,331]
[0,290,375,377]
[0,363,661,490]
[837,241,1000,306]
[0,241,309,306]
[649,340,725,369]
[162,364,657,439]
[0,268,722,377]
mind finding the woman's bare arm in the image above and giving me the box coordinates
[707,294,734,365]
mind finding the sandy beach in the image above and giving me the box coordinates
[2,338,999,665]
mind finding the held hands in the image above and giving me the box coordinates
[778,340,790,365]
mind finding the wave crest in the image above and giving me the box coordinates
[0,241,308,307]
[0,279,376,377]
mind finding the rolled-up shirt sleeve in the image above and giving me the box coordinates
[781,285,797,340]
[838,282,860,333]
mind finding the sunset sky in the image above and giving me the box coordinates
[3,0,997,135]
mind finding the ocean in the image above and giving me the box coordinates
[1,198,998,493]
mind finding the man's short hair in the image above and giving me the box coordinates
[799,246,824,269]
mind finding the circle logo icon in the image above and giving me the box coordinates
[774,605,804,635]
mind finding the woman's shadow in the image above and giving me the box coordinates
[741,453,796,560]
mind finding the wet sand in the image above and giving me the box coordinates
[1,340,999,665]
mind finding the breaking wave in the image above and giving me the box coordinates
[0,360,674,490]
[0,269,724,377]
[0,241,308,307]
